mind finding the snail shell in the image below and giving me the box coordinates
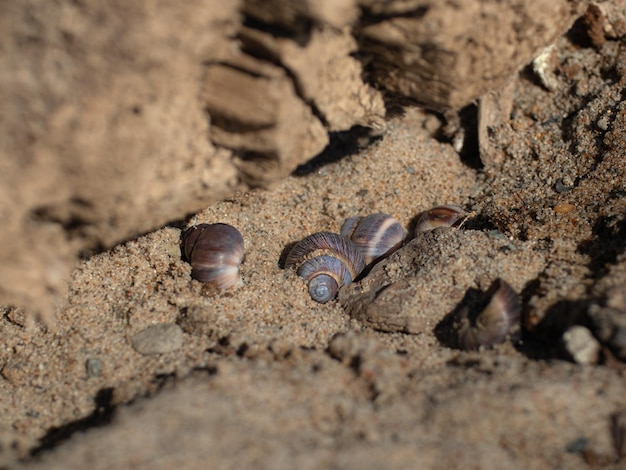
[340,213,407,266]
[414,205,468,235]
[182,223,244,290]
[285,232,365,303]
[457,278,522,350]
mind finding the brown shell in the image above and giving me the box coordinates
[414,205,468,235]
[457,278,522,350]
[340,213,407,265]
[182,223,244,290]
[285,232,365,303]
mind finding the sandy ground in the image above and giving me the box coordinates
[1,28,626,469]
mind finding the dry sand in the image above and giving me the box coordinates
[1,28,626,470]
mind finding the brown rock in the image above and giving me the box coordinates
[201,54,329,187]
[131,323,184,355]
[238,26,386,131]
[562,325,600,365]
[0,0,242,319]
[357,0,589,110]
[477,80,516,166]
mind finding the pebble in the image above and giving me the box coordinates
[563,326,600,365]
[86,358,103,377]
[532,45,559,91]
[554,177,574,193]
[487,230,517,251]
[597,115,610,131]
[3,306,27,327]
[131,323,184,355]
[553,202,575,214]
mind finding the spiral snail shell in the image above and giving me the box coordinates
[457,278,522,350]
[340,213,407,266]
[285,232,365,303]
[182,223,244,290]
[414,205,468,235]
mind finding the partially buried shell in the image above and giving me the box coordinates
[285,232,365,303]
[414,205,468,235]
[182,223,244,290]
[457,278,522,350]
[340,213,407,266]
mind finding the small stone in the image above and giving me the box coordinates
[487,230,507,241]
[554,177,574,193]
[596,115,610,131]
[563,326,600,365]
[565,436,589,454]
[86,358,103,378]
[2,306,27,327]
[131,323,184,355]
[532,45,559,91]
[553,202,575,214]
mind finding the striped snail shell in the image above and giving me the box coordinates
[340,213,407,266]
[457,278,522,350]
[285,232,365,303]
[182,223,244,290]
[414,205,468,235]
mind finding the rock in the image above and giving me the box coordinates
[86,358,103,378]
[201,54,329,187]
[237,26,385,132]
[0,0,242,321]
[477,80,516,167]
[562,326,600,365]
[131,324,184,355]
[357,0,588,110]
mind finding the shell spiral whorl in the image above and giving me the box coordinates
[341,213,407,265]
[182,223,244,290]
[285,232,365,303]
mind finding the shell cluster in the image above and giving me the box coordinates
[182,205,525,352]
[285,212,411,303]
[285,207,473,303]
[182,223,244,290]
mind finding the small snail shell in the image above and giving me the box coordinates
[457,278,522,350]
[182,223,244,290]
[340,213,407,265]
[285,232,365,303]
[414,205,468,235]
